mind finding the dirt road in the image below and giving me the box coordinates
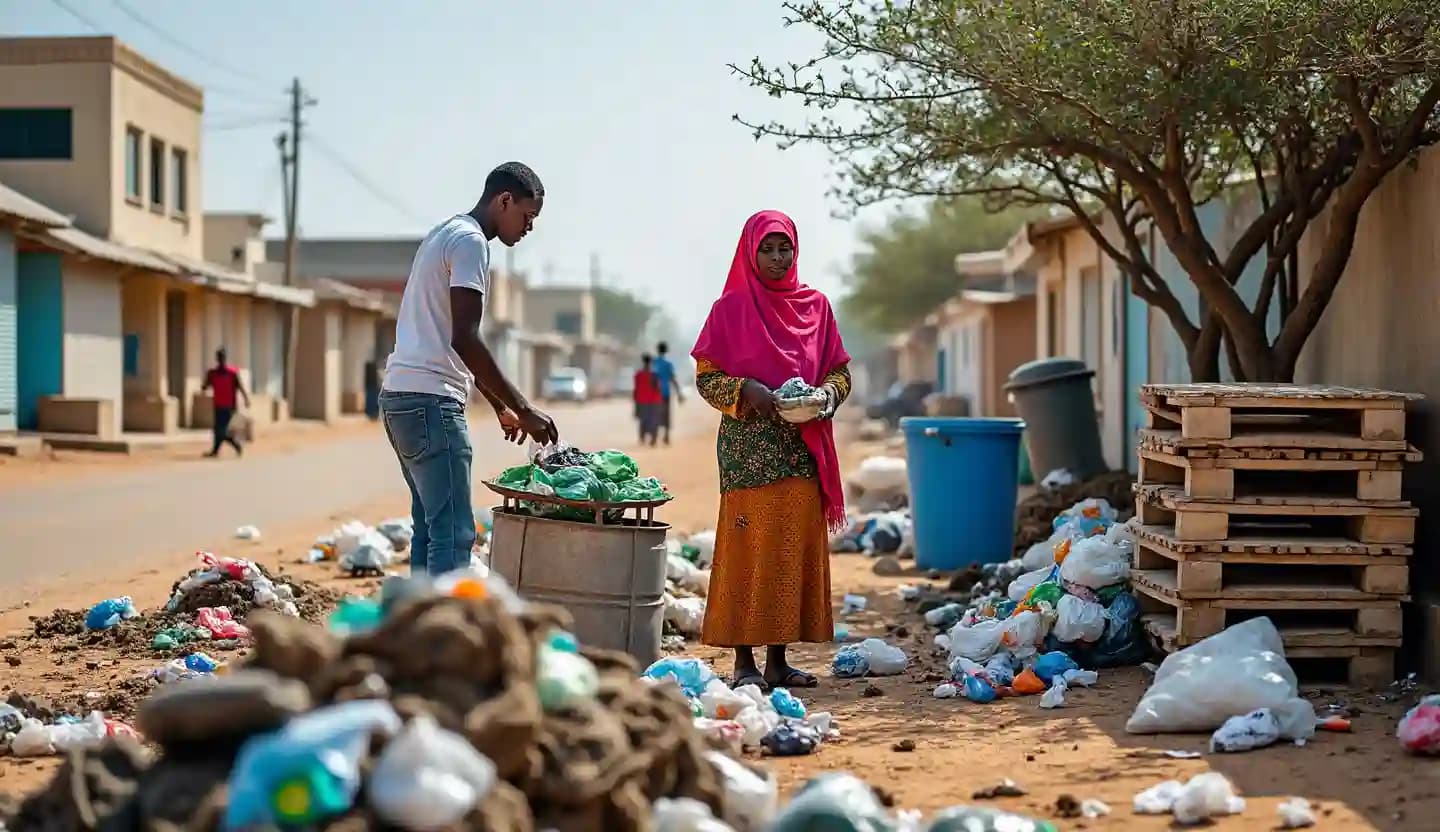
[1,402,1434,829]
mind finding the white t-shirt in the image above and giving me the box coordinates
[383,214,490,402]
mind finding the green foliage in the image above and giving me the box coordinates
[593,286,656,346]
[843,196,1049,333]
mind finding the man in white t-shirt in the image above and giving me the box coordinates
[380,161,558,576]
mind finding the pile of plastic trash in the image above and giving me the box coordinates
[1399,694,1440,754]
[1013,471,1135,555]
[0,698,137,759]
[663,539,712,643]
[495,446,670,521]
[3,571,781,832]
[644,657,835,757]
[166,552,302,621]
[830,510,913,557]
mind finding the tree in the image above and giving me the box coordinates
[593,286,656,346]
[844,196,1048,333]
[736,0,1440,381]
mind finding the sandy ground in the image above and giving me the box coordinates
[0,404,1435,829]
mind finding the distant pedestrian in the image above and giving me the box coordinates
[633,354,663,445]
[381,161,559,577]
[650,341,685,444]
[692,209,851,691]
[203,348,250,458]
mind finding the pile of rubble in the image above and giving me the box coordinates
[1013,471,1134,555]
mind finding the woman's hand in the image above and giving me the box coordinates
[817,384,840,420]
[741,379,779,419]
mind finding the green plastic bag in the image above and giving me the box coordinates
[587,450,639,483]
[927,806,1057,832]
[498,464,554,495]
[550,466,609,501]
[1024,581,1065,609]
[616,476,667,502]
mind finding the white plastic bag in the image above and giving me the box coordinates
[851,456,908,494]
[1007,566,1053,602]
[688,531,717,569]
[1126,618,1316,741]
[9,719,55,756]
[50,712,108,753]
[234,525,262,540]
[700,679,754,721]
[946,619,1005,663]
[666,554,711,596]
[369,715,496,830]
[1172,772,1246,825]
[653,797,736,832]
[1278,797,1316,829]
[998,610,1047,656]
[706,750,778,831]
[857,638,907,675]
[1039,678,1068,709]
[1053,595,1107,643]
[1133,780,1184,814]
[1063,668,1099,687]
[1210,708,1281,753]
[732,684,771,713]
[734,707,780,749]
[1059,536,1130,590]
[1021,531,1064,571]
[665,595,707,637]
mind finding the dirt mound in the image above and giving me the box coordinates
[5,591,751,831]
[289,579,341,623]
[1014,471,1135,555]
[27,607,216,660]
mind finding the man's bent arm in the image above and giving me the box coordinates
[450,287,529,414]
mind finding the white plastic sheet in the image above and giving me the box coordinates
[369,716,496,830]
[1126,618,1317,741]
[1059,536,1130,589]
[1053,594,1107,643]
[705,750,778,831]
[856,638,907,675]
[1007,566,1052,602]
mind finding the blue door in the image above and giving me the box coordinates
[0,229,15,432]
[1123,274,1150,474]
[16,252,63,430]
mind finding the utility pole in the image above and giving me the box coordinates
[277,77,316,408]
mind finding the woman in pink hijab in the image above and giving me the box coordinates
[692,209,851,690]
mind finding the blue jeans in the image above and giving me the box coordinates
[380,391,477,576]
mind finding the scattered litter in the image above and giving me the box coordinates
[962,674,997,704]
[1081,798,1110,819]
[1277,797,1316,829]
[1134,773,1245,825]
[1164,750,1203,760]
[195,606,250,641]
[368,714,496,830]
[761,721,820,757]
[1319,715,1351,732]
[833,624,849,642]
[972,779,1027,800]
[1041,469,1076,489]
[652,797,735,832]
[897,584,920,602]
[84,597,138,631]
[1210,708,1281,753]
[1039,678,1068,709]
[933,683,958,699]
[1126,618,1316,741]
[832,638,907,678]
[842,594,868,615]
[1397,694,1440,754]
[233,525,262,541]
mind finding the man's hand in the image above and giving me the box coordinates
[516,404,559,445]
[495,407,525,444]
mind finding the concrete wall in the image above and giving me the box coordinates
[340,308,377,412]
[0,49,113,235]
[60,258,122,437]
[203,214,267,275]
[295,304,341,422]
[525,287,596,341]
[119,272,175,432]
[988,298,1036,418]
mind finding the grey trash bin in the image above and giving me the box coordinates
[1004,357,1106,482]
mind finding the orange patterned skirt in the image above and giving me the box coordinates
[701,476,834,647]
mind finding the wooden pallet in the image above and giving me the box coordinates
[1134,484,1417,543]
[1138,446,1414,502]
[1133,576,1403,643]
[1132,541,1410,599]
[1141,613,1396,687]
[1132,523,1413,557]
[1141,383,1419,443]
[1138,429,1420,460]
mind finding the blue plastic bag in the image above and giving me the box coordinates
[1032,651,1079,684]
[642,658,716,698]
[84,596,138,631]
[771,688,807,719]
[760,721,821,757]
[831,645,869,678]
[183,652,220,673]
[223,700,401,830]
[963,674,997,704]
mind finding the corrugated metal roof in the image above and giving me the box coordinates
[253,281,315,308]
[0,182,71,228]
[45,227,177,273]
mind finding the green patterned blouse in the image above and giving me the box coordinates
[695,359,852,493]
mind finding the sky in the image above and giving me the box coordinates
[3,0,895,340]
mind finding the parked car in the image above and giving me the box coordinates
[866,381,935,427]
[614,367,637,397]
[542,367,589,402]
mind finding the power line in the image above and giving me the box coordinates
[109,0,282,91]
[205,116,287,132]
[309,134,427,225]
[49,0,105,31]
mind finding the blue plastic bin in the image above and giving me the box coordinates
[901,417,1025,571]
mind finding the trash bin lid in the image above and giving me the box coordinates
[900,417,1025,436]
[1004,357,1095,391]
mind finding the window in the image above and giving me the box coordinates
[123,334,140,377]
[554,312,582,336]
[124,128,142,201]
[149,136,165,210]
[1081,266,1102,380]
[0,108,72,159]
[170,147,187,215]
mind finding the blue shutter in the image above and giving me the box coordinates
[0,229,15,432]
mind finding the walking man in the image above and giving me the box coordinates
[381,162,559,576]
[203,348,249,458]
[633,354,663,446]
[651,341,684,445]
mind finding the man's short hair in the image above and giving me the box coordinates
[657,342,669,354]
[481,162,543,203]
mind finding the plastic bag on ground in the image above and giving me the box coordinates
[369,715,496,830]
[1126,618,1316,741]
[770,688,806,719]
[706,750,778,831]
[84,596,138,630]
[654,797,737,832]
[857,638,908,675]
[643,658,717,698]
[1397,695,1440,753]
[946,619,1005,663]
[1058,536,1130,590]
[925,603,965,631]
[693,718,745,751]
[196,606,250,640]
[984,653,1016,687]
[1210,708,1281,753]
[963,674,997,704]
[665,595,707,637]
[1053,595,1106,643]
[700,679,754,721]
[1033,651,1079,684]
[831,644,869,678]
[734,706,781,749]
[1172,772,1246,825]
[688,530,717,569]
[850,456,908,494]
[1062,669,1099,687]
[1008,566,1054,602]
[1278,797,1316,829]
[999,611,1047,656]
[1039,678,1068,709]
[760,721,820,756]
[770,773,891,832]
[926,805,1060,832]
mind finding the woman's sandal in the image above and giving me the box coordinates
[768,668,819,689]
[733,671,770,692]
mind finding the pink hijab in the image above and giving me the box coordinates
[692,210,851,531]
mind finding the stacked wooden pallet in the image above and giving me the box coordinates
[1131,383,1423,686]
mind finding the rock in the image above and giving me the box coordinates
[926,569,943,580]
[5,655,20,667]
[973,779,1027,800]
[862,684,884,698]
[137,669,311,747]
[1055,794,1081,818]
[892,739,916,753]
[872,557,904,577]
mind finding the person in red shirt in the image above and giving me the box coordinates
[633,354,663,446]
[202,348,251,458]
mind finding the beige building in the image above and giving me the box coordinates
[931,250,1037,418]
